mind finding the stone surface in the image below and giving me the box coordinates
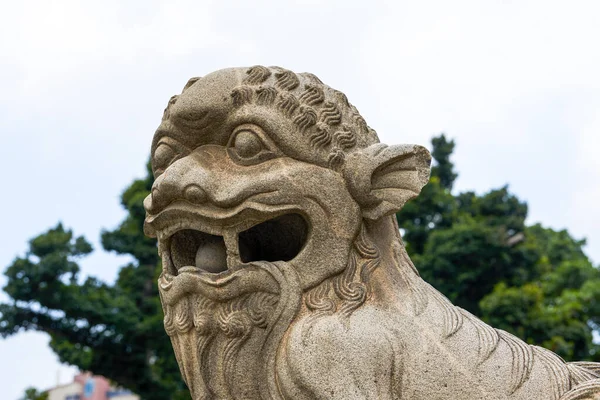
[143,66,600,399]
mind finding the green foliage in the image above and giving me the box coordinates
[397,135,600,362]
[20,387,48,400]
[430,134,458,190]
[0,162,189,400]
[2,134,599,398]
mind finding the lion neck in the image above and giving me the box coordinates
[358,216,423,306]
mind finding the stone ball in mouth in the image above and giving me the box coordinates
[167,213,309,275]
[194,235,228,273]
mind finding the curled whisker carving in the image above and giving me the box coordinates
[276,92,300,117]
[163,304,176,336]
[299,84,325,106]
[300,225,384,321]
[306,280,336,313]
[247,292,278,328]
[293,105,318,133]
[328,224,382,317]
[275,69,300,90]
[318,101,342,125]
[175,297,193,333]
[355,225,381,294]
[231,86,254,107]
[310,123,333,148]
[338,282,367,317]
[256,86,279,106]
[244,65,271,85]
[193,313,212,335]
[218,310,253,339]
[195,334,215,398]
[355,224,379,259]
[333,251,367,316]
[193,296,214,334]
[333,124,357,150]
[302,280,336,343]
[352,110,369,135]
[358,251,380,286]
[218,310,253,399]
[327,148,345,170]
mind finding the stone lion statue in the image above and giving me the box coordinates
[143,66,600,399]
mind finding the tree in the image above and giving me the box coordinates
[19,387,48,400]
[0,163,189,400]
[2,134,599,397]
[397,134,600,361]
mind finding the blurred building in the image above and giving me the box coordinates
[47,373,138,400]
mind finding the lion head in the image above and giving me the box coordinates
[143,66,431,399]
[144,67,600,400]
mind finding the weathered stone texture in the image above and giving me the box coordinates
[144,67,600,399]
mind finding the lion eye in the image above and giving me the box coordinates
[227,124,280,165]
[152,138,190,177]
[232,130,264,159]
[154,143,176,168]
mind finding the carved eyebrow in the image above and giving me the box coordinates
[163,108,233,151]
[170,109,212,131]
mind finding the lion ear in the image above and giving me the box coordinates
[343,143,432,220]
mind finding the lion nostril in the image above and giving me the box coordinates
[184,185,207,204]
[147,187,171,213]
[143,194,154,213]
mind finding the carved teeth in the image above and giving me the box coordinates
[223,231,242,270]
[162,212,307,276]
[178,266,201,274]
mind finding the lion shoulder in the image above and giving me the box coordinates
[276,307,406,399]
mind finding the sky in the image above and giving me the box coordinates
[0,0,599,398]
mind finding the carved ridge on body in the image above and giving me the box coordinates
[147,66,600,400]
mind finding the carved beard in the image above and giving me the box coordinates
[159,261,303,400]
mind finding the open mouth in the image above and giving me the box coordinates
[166,213,309,275]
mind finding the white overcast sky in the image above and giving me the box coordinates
[1,0,599,398]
